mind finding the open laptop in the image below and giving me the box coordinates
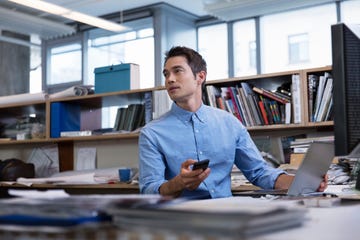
[235,141,335,197]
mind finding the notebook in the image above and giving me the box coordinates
[236,141,335,197]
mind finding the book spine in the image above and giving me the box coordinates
[252,87,289,104]
[291,74,302,124]
[227,87,244,123]
[237,87,254,126]
[258,101,269,125]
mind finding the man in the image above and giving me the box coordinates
[138,46,326,198]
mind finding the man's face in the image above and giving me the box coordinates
[163,56,202,103]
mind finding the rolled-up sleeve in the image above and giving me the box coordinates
[138,127,167,194]
[234,127,285,189]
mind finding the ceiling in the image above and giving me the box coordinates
[0,0,338,40]
[0,0,208,22]
[0,0,208,40]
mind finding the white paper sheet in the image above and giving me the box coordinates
[76,147,97,170]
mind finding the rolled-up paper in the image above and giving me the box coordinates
[0,92,47,106]
[49,85,94,99]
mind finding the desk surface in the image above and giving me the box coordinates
[252,201,360,240]
[0,182,140,197]
[0,196,359,240]
[0,182,259,197]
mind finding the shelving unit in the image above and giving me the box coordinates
[0,67,333,172]
[204,66,333,135]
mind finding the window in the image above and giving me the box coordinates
[260,4,337,73]
[341,0,360,24]
[87,18,154,89]
[198,23,228,80]
[288,33,309,64]
[233,19,257,77]
[48,42,82,85]
[87,18,154,128]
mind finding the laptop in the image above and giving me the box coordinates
[235,141,335,197]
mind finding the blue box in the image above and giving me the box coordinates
[94,63,140,93]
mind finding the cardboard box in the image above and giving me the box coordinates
[94,63,140,93]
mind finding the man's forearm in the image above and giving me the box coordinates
[274,173,294,189]
[159,175,185,197]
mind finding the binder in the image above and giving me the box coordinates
[50,102,80,138]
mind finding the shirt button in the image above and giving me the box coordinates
[195,129,199,133]
[211,189,215,193]
[199,151,203,155]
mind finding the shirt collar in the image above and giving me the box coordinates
[171,103,207,124]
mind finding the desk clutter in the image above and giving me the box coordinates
[14,167,139,186]
[0,192,307,240]
[0,188,359,240]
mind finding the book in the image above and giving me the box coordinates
[123,104,144,132]
[241,82,262,126]
[324,97,333,121]
[117,107,128,131]
[134,104,146,130]
[315,77,333,122]
[259,96,274,125]
[252,87,290,105]
[227,87,244,123]
[152,89,172,120]
[113,108,122,130]
[206,85,217,107]
[285,102,291,124]
[307,74,319,122]
[291,74,301,124]
[269,101,281,124]
[251,94,264,125]
[257,101,269,125]
[143,91,153,124]
[237,86,254,126]
[313,72,330,120]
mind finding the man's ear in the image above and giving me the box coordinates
[196,70,206,85]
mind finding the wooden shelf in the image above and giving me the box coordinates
[0,67,334,172]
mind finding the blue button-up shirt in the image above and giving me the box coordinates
[138,103,284,198]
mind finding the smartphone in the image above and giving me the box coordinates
[192,159,210,171]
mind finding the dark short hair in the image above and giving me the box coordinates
[164,46,207,78]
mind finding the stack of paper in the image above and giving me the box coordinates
[106,196,307,238]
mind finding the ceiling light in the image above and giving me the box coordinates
[9,0,128,33]
[0,6,75,39]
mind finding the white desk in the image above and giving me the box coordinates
[253,202,360,240]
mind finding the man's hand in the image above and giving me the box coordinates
[317,174,328,192]
[274,173,328,192]
[159,159,210,197]
[179,159,210,190]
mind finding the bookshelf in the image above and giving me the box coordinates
[0,66,333,172]
[204,66,333,135]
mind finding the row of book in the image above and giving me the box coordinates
[308,72,333,122]
[205,81,293,127]
[114,103,145,132]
